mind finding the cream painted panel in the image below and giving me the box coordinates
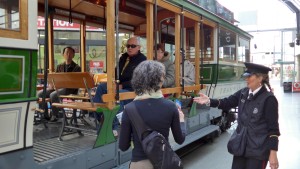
[212,82,246,99]
[0,103,26,153]
[0,0,37,50]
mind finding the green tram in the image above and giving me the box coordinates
[0,0,252,169]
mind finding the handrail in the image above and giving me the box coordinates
[101,84,205,102]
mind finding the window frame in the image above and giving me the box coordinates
[0,0,28,39]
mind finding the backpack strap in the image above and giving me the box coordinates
[125,102,151,141]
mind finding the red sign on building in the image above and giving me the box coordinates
[37,16,102,31]
[89,61,104,73]
[292,82,300,92]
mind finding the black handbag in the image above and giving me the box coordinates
[227,126,248,156]
[227,91,252,156]
[126,102,183,169]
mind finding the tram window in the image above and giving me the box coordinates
[219,27,236,61]
[238,37,250,62]
[187,25,214,60]
[202,26,214,60]
[0,0,27,39]
[0,0,19,30]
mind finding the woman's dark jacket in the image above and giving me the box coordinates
[119,98,186,162]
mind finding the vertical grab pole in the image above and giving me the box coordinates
[154,0,158,60]
[115,0,120,102]
[200,15,204,90]
[42,0,49,119]
[180,7,185,92]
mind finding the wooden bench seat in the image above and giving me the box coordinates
[47,72,113,141]
[52,102,107,112]
[59,94,90,100]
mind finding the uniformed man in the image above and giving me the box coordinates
[193,62,280,169]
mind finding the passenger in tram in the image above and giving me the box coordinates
[175,51,195,86]
[93,36,147,132]
[193,62,280,169]
[154,43,175,88]
[37,46,81,122]
[119,60,186,169]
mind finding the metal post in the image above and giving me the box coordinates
[280,31,284,86]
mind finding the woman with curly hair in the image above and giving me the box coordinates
[119,60,186,169]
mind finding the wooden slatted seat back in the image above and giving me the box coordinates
[102,85,205,102]
[48,72,95,89]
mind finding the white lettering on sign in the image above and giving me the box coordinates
[213,82,246,98]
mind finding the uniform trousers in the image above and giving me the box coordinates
[232,156,267,169]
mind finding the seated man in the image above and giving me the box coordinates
[173,50,195,86]
[93,36,147,131]
[180,57,195,86]
[37,46,81,121]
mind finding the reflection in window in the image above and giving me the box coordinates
[0,0,19,30]
[219,27,236,61]
[186,25,213,60]
[238,37,250,62]
[203,26,214,60]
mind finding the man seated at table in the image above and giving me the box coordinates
[37,46,81,122]
[93,36,147,133]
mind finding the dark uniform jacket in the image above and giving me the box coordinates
[118,51,146,90]
[210,86,280,160]
[55,61,81,94]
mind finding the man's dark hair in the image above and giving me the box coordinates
[62,46,75,54]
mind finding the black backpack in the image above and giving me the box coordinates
[125,102,183,169]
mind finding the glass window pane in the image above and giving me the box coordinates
[219,27,236,61]
[238,37,250,62]
[0,0,20,30]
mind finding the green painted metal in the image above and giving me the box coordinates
[188,102,198,117]
[0,97,37,104]
[202,64,218,84]
[94,105,120,148]
[0,48,37,102]
[0,57,23,92]
[167,0,253,39]
[201,64,245,84]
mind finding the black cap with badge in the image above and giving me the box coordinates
[242,62,272,77]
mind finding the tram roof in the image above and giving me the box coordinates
[168,0,253,39]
